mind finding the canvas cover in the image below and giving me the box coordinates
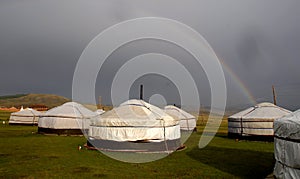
[274,161,300,179]
[95,109,105,115]
[89,99,180,142]
[228,102,291,136]
[164,105,196,131]
[38,102,98,129]
[274,109,300,178]
[9,108,41,125]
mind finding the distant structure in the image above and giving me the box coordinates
[95,109,105,115]
[0,107,19,112]
[29,104,48,111]
[228,102,291,139]
[164,105,196,131]
[9,108,41,125]
[140,84,143,100]
[38,102,98,135]
[272,85,277,105]
[97,96,102,109]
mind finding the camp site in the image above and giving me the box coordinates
[0,93,299,178]
[1,1,300,178]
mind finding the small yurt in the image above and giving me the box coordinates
[95,109,105,115]
[88,99,181,152]
[228,102,291,138]
[274,109,300,178]
[164,105,196,131]
[9,108,41,125]
[38,102,98,135]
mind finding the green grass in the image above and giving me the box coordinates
[0,110,12,121]
[0,122,275,178]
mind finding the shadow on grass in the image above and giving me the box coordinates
[186,145,275,178]
[211,133,275,143]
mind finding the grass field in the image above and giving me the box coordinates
[0,114,275,179]
[0,110,11,121]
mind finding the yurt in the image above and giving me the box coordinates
[164,105,196,131]
[228,102,291,138]
[38,102,98,135]
[95,109,105,115]
[274,109,300,178]
[88,99,181,152]
[9,108,41,125]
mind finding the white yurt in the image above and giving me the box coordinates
[164,105,196,131]
[9,108,42,125]
[274,109,300,178]
[95,109,105,115]
[228,102,291,137]
[38,102,98,135]
[88,99,181,152]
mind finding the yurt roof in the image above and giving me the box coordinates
[119,99,174,121]
[11,108,41,116]
[93,99,177,126]
[229,102,291,119]
[43,102,97,118]
[164,105,195,120]
[274,109,300,139]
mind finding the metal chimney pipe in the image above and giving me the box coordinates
[140,84,143,100]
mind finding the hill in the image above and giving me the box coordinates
[0,94,70,108]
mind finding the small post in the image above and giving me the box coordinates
[140,85,143,100]
[98,96,102,109]
[272,85,277,105]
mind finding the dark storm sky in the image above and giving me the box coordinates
[0,0,299,110]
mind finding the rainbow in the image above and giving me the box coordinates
[218,58,257,105]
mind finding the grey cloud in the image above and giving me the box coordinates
[0,0,299,110]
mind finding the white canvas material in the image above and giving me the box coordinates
[95,109,105,115]
[228,102,291,136]
[274,109,300,178]
[9,108,42,125]
[89,99,180,142]
[274,161,300,179]
[38,102,98,129]
[164,105,196,131]
[274,109,300,139]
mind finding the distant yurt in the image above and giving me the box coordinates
[38,102,98,135]
[164,105,196,131]
[274,109,300,178]
[95,109,105,115]
[88,99,181,152]
[228,102,291,138]
[9,108,41,125]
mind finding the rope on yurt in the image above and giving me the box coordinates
[72,104,87,135]
[29,109,36,125]
[239,107,257,136]
[169,107,192,130]
[124,100,172,153]
[240,117,243,136]
[275,105,292,113]
[140,100,170,153]
[162,119,169,154]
